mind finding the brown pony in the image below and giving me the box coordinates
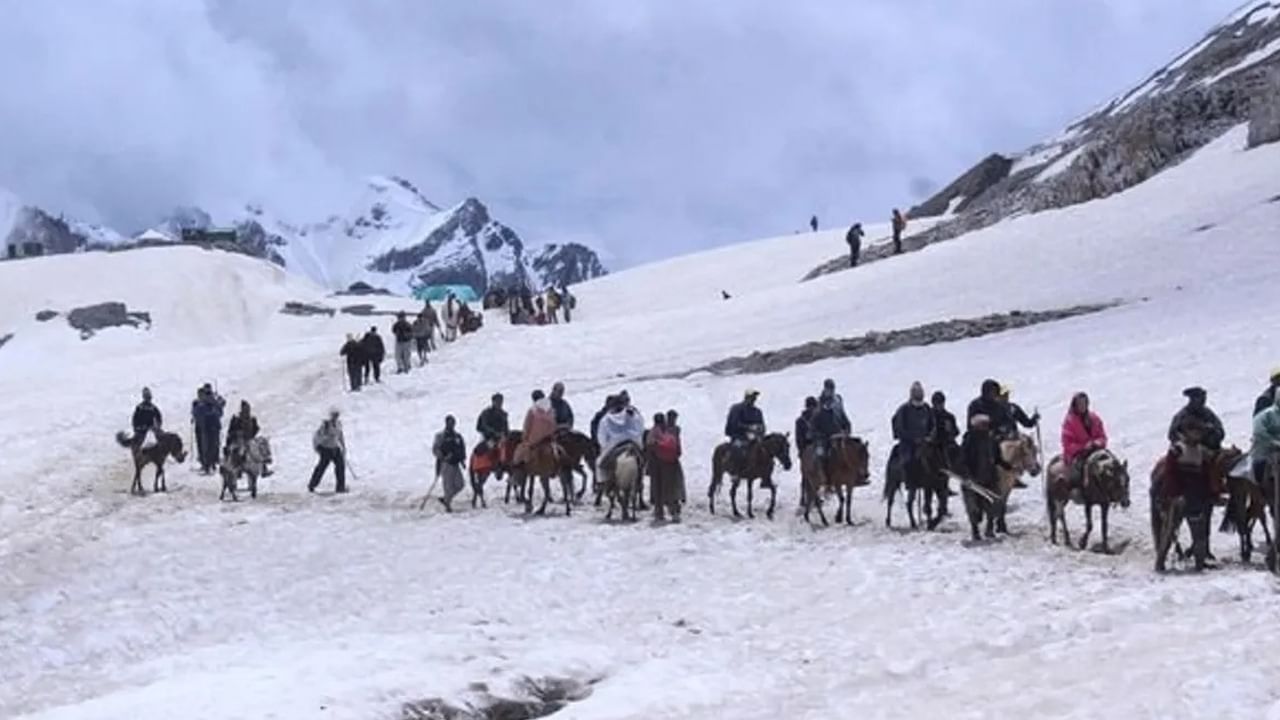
[993,433,1042,534]
[555,430,599,502]
[517,440,573,516]
[708,433,793,520]
[116,430,187,495]
[812,435,872,526]
[1045,449,1130,552]
[1150,447,1237,571]
[470,431,520,508]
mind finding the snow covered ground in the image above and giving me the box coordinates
[4,125,1280,719]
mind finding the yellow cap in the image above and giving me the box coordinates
[745,388,760,398]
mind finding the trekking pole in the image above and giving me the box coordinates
[418,466,443,511]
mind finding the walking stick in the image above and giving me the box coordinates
[418,462,442,511]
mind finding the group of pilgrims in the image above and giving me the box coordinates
[122,356,1280,571]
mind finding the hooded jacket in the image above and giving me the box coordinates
[599,408,646,457]
[1062,403,1108,466]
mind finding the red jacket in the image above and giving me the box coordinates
[1061,410,1107,466]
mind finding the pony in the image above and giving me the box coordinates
[517,440,573,516]
[602,443,644,522]
[993,433,1042,534]
[470,431,520,508]
[1044,448,1130,552]
[801,435,871,527]
[219,437,273,502]
[883,441,951,530]
[1150,447,1237,571]
[116,430,187,495]
[1221,449,1277,565]
[708,432,793,520]
[555,430,599,502]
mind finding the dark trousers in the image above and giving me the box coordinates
[346,363,363,392]
[196,425,221,470]
[364,359,382,383]
[848,244,860,267]
[892,232,902,255]
[309,447,346,492]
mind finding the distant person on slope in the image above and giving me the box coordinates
[1254,368,1280,417]
[190,383,226,475]
[891,208,907,255]
[131,387,164,449]
[561,285,575,323]
[1061,392,1108,491]
[550,381,574,433]
[846,223,864,267]
[809,215,819,232]
[309,408,348,494]
[391,312,415,375]
[432,415,467,512]
[724,389,766,477]
[421,301,441,351]
[412,310,432,366]
[546,287,562,324]
[340,334,365,392]
[361,326,386,384]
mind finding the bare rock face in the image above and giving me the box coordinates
[0,333,12,350]
[908,154,1014,218]
[66,302,152,339]
[1248,67,1280,148]
[35,309,59,322]
[280,301,335,318]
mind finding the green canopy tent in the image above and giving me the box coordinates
[412,284,480,303]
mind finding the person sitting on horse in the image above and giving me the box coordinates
[1162,419,1219,571]
[477,393,510,447]
[1255,368,1280,418]
[818,379,851,433]
[996,384,1039,437]
[725,389,767,474]
[131,386,163,448]
[226,400,271,477]
[1168,387,1225,452]
[590,395,614,445]
[1251,391,1280,484]
[1061,392,1108,491]
[930,391,959,448]
[891,381,934,469]
[550,381,574,433]
[598,395,645,477]
[795,397,819,455]
[514,390,557,467]
[967,379,1006,430]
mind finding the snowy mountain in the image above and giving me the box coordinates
[0,175,607,293]
[909,0,1280,243]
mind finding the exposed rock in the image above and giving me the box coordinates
[0,333,11,350]
[1248,68,1280,148]
[5,206,90,256]
[334,281,394,296]
[909,154,1014,218]
[646,303,1121,379]
[280,301,335,317]
[339,304,399,317]
[66,302,152,339]
[401,675,595,720]
[35,309,59,322]
[529,242,608,288]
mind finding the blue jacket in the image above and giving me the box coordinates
[725,402,765,441]
[191,395,224,431]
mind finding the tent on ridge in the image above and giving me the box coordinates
[413,284,480,304]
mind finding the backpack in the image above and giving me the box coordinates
[653,429,681,463]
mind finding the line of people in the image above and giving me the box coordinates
[340,302,445,392]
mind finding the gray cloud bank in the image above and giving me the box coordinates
[0,0,1242,265]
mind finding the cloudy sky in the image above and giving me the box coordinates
[0,0,1244,266]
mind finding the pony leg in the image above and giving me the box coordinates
[1079,504,1093,551]
[537,476,551,516]
[132,466,143,495]
[844,486,854,526]
[1100,504,1110,553]
[1048,498,1058,544]
[730,479,741,518]
[562,472,573,517]
[906,487,918,530]
[884,488,894,528]
[766,482,777,520]
[1058,503,1072,547]
[746,479,755,519]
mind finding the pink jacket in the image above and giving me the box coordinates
[1061,411,1107,466]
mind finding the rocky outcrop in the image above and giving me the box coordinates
[529,242,608,288]
[280,301,335,317]
[5,207,90,256]
[909,154,1014,218]
[401,675,596,720]
[0,332,11,350]
[35,309,58,322]
[1248,67,1280,147]
[334,281,394,296]
[66,302,152,339]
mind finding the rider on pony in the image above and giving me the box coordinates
[725,389,767,480]
[599,395,645,478]
[1061,391,1108,491]
[131,386,163,449]
[1251,391,1280,483]
[514,390,557,467]
[891,381,934,470]
[225,400,271,476]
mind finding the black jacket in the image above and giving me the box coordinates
[340,340,365,368]
[725,402,765,440]
[476,406,510,440]
[795,411,815,451]
[846,226,864,248]
[392,319,414,343]
[932,407,960,446]
[1255,386,1277,417]
[551,397,574,429]
[962,428,1010,483]
[361,331,386,361]
[435,430,467,465]
[132,401,162,432]
[227,414,259,444]
[1168,404,1225,449]
[892,402,934,444]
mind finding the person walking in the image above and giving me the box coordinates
[432,415,468,512]
[190,383,226,474]
[412,311,432,366]
[340,334,365,392]
[361,326,386,384]
[392,312,414,375]
[809,215,819,232]
[892,208,907,255]
[309,408,348,493]
[846,223,864,267]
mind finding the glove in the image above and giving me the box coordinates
[1030,413,1041,425]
